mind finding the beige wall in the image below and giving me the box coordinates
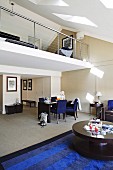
[51,76,61,96]
[22,76,61,106]
[22,77,51,106]
[62,36,113,113]
[0,75,3,112]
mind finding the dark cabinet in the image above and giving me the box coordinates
[5,103,23,114]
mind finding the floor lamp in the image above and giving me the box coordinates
[96,92,102,104]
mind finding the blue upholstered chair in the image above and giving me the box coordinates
[108,100,113,110]
[103,100,113,122]
[66,98,78,120]
[51,100,67,124]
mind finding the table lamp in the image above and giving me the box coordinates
[96,92,102,104]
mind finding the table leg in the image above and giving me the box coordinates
[89,106,91,115]
[96,107,98,117]
[47,105,51,123]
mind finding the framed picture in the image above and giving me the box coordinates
[62,35,73,50]
[23,80,27,90]
[7,76,17,92]
[28,79,32,90]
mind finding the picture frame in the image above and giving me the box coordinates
[23,80,27,90]
[62,35,73,50]
[7,76,17,92]
[28,79,32,90]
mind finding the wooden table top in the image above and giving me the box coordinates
[72,120,113,143]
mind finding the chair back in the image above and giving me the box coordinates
[39,98,45,102]
[73,98,78,111]
[57,100,67,114]
[108,100,113,110]
[51,96,57,102]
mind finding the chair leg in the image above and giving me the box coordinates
[57,114,59,124]
[64,113,66,122]
[76,111,78,118]
[74,112,76,120]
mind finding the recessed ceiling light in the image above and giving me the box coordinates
[99,0,113,8]
[53,13,97,27]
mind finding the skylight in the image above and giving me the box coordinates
[29,0,69,6]
[99,0,113,8]
[28,0,41,5]
[53,13,97,27]
[90,67,104,78]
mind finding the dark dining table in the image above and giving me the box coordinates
[38,102,57,123]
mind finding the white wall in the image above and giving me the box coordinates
[2,74,21,114]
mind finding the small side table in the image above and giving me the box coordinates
[90,103,103,117]
[5,103,23,114]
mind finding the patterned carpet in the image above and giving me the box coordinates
[0,131,113,170]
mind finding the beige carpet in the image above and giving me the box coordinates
[0,106,92,157]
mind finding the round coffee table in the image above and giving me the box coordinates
[72,120,113,160]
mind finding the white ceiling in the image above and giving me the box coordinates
[12,0,113,43]
[1,0,112,78]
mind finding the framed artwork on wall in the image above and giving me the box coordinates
[62,35,73,50]
[23,80,27,90]
[28,79,32,90]
[7,76,17,92]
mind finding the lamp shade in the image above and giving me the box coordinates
[96,92,102,97]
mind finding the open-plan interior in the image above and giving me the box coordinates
[1,0,113,169]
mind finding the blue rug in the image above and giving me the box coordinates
[0,130,113,170]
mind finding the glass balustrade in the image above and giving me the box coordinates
[0,5,89,61]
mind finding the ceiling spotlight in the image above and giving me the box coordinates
[10,2,15,16]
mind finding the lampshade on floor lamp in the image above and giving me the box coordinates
[96,92,102,104]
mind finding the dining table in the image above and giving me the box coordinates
[38,101,57,123]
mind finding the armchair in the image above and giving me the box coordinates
[108,100,113,110]
[104,100,113,122]
[66,98,78,120]
[101,100,113,122]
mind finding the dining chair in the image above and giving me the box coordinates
[66,98,78,120]
[39,97,45,102]
[50,96,57,114]
[51,100,67,124]
[51,96,57,102]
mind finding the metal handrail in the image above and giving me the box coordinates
[0,5,89,59]
[0,6,75,40]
